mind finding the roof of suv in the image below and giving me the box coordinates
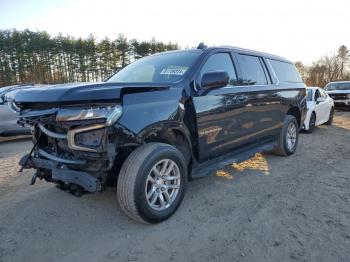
[152,46,291,64]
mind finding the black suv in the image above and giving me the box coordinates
[12,45,306,223]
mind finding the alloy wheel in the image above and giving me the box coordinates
[286,122,297,151]
[145,159,181,211]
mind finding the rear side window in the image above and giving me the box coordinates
[200,53,238,86]
[237,54,268,85]
[268,59,303,83]
[307,90,313,101]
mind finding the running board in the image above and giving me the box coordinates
[190,140,276,179]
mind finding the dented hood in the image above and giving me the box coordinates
[13,82,169,104]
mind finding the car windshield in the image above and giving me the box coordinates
[325,82,350,90]
[107,51,201,83]
[306,89,313,101]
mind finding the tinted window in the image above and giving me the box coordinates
[237,54,268,85]
[307,90,313,101]
[200,53,237,86]
[325,82,350,90]
[315,90,321,101]
[268,59,303,83]
[107,51,201,83]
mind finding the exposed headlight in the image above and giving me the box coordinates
[8,101,21,114]
[56,105,122,126]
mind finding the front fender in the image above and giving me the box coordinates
[117,87,185,134]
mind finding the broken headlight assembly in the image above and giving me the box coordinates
[56,105,122,126]
[54,105,122,152]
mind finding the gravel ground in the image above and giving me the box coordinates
[0,111,349,262]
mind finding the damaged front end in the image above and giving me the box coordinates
[15,102,128,193]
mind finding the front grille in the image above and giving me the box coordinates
[329,93,350,100]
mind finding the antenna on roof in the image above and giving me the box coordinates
[197,42,207,49]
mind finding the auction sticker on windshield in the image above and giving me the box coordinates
[160,66,188,75]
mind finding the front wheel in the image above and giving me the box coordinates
[273,115,299,156]
[117,143,187,223]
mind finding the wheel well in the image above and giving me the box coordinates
[144,128,192,167]
[287,107,301,127]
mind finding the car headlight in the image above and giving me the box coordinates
[56,105,122,126]
[347,94,350,99]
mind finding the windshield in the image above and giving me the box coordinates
[107,51,201,83]
[325,82,350,91]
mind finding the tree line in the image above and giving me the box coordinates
[0,29,178,87]
[295,45,350,87]
[1,29,349,88]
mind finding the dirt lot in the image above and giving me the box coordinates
[0,112,350,262]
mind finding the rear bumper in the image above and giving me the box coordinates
[19,154,102,192]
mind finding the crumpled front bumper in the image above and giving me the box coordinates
[19,154,102,192]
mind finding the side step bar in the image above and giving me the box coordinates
[190,140,276,179]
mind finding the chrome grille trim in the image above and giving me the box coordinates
[39,124,67,139]
[38,149,86,165]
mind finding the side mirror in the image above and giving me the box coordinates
[316,97,326,103]
[201,71,229,92]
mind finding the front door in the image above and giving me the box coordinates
[192,52,247,161]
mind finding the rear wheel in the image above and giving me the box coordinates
[273,115,299,156]
[117,143,187,223]
[307,112,316,133]
[325,107,334,125]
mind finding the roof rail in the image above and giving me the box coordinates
[197,42,207,49]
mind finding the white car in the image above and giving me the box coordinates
[303,87,334,132]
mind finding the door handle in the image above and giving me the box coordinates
[225,95,248,107]
[236,95,248,102]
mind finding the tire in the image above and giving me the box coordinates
[117,143,187,224]
[325,107,334,125]
[306,112,316,133]
[273,115,299,156]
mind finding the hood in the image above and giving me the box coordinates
[13,82,169,104]
[326,90,350,94]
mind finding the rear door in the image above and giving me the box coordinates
[226,53,284,143]
[314,89,325,124]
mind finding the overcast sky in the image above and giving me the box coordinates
[1,0,349,64]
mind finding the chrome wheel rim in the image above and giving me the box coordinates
[145,159,181,211]
[287,122,297,151]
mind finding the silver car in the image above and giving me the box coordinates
[0,85,38,136]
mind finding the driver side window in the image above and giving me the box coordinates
[200,53,238,86]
